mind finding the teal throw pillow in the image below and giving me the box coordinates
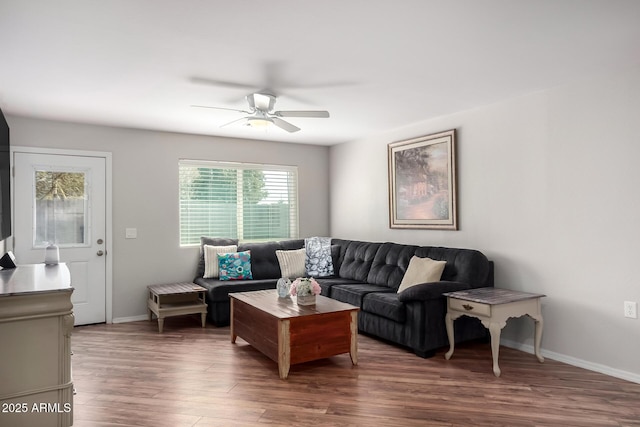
[218,251,253,281]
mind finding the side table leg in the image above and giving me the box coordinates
[201,312,206,328]
[487,321,506,377]
[157,317,164,334]
[532,314,545,363]
[444,312,455,360]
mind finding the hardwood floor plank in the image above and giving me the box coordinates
[69,319,640,426]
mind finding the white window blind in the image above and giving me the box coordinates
[179,160,299,245]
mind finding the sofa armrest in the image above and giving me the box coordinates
[397,281,473,303]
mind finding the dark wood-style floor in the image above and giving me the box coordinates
[71,316,640,427]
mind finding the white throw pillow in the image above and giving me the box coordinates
[397,256,447,293]
[276,248,307,279]
[203,245,237,278]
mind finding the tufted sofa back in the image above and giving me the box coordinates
[413,246,491,286]
[331,239,492,289]
[197,237,491,287]
[238,239,304,279]
[366,242,418,288]
[333,239,382,282]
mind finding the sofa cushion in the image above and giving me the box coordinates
[362,292,406,323]
[276,248,306,278]
[337,240,382,282]
[203,244,237,278]
[195,277,278,301]
[331,283,394,307]
[197,237,239,278]
[366,242,418,288]
[238,239,304,280]
[315,277,362,297]
[218,251,253,280]
[397,256,446,293]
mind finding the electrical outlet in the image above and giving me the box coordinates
[624,301,638,319]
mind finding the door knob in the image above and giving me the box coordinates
[97,250,104,256]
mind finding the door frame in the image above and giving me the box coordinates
[10,146,113,323]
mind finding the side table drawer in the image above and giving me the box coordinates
[449,298,491,317]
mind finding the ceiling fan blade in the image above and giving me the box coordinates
[189,77,257,91]
[220,117,248,128]
[272,117,301,133]
[191,105,250,114]
[273,110,330,118]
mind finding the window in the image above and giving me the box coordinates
[35,170,88,247]
[179,160,299,245]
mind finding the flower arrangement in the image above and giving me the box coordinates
[290,277,321,297]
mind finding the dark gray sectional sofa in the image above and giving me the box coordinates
[194,237,493,358]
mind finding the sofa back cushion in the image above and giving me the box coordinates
[413,246,490,286]
[336,240,382,282]
[238,239,305,280]
[367,242,418,288]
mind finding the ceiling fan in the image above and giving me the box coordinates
[192,92,330,133]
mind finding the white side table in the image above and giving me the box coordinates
[443,287,545,377]
[147,282,207,333]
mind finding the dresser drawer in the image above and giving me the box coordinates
[448,298,491,317]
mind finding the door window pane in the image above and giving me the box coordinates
[35,171,87,246]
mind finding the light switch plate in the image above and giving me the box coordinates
[125,228,137,239]
[624,301,637,319]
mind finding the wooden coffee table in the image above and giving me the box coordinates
[230,290,359,379]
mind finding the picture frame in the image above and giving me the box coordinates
[388,129,457,230]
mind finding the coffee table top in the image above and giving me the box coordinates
[443,287,545,305]
[148,282,206,295]
[230,289,358,320]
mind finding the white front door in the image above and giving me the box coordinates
[13,151,107,325]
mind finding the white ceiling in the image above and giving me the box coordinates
[1,0,639,146]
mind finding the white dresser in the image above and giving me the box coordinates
[0,263,74,427]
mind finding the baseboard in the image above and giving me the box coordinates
[501,339,640,385]
[112,314,149,324]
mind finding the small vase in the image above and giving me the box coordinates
[276,278,291,298]
[296,294,316,306]
[45,243,60,265]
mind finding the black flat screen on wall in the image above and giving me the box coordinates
[0,108,11,241]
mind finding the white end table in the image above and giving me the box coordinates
[443,287,545,377]
[147,282,207,333]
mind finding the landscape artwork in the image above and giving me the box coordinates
[388,130,457,229]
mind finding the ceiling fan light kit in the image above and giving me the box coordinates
[192,92,330,133]
[246,116,273,128]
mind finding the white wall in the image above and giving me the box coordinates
[330,66,640,382]
[6,117,330,321]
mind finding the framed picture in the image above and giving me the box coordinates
[388,129,457,230]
